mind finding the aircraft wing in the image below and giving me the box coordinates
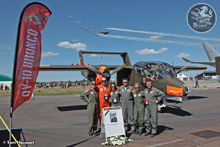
[173,66,207,71]
[39,65,133,71]
[182,57,215,66]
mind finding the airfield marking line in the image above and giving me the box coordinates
[0,116,21,147]
[1,109,220,131]
[145,139,185,147]
[28,99,74,103]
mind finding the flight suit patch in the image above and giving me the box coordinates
[90,91,94,94]
[138,94,142,96]
[122,89,125,92]
[150,91,154,93]
[127,89,131,92]
[115,91,118,94]
[100,88,103,91]
[134,94,137,97]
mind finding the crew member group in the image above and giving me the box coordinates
[80,77,165,137]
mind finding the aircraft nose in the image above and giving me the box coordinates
[182,85,188,96]
[166,78,188,97]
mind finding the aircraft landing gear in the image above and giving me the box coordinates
[158,103,166,113]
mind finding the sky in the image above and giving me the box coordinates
[0,0,220,82]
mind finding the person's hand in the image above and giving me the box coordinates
[88,100,90,103]
[85,88,90,93]
[155,100,158,104]
[132,90,135,93]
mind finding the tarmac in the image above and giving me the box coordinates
[0,80,220,147]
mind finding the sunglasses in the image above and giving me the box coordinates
[135,87,139,88]
[91,83,96,85]
[101,80,107,82]
[123,82,128,83]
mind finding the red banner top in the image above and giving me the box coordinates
[12,3,51,112]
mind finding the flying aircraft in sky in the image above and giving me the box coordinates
[99,31,110,35]
[40,51,206,112]
[182,42,219,67]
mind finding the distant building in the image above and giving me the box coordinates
[0,74,12,90]
[195,71,217,80]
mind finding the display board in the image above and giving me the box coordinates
[101,107,125,140]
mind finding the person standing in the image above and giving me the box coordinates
[143,80,165,137]
[97,77,111,124]
[110,83,120,107]
[193,78,196,88]
[133,83,145,135]
[118,78,134,133]
[195,77,199,88]
[80,81,99,136]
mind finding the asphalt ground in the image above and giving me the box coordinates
[0,84,220,147]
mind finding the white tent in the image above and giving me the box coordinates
[0,74,12,90]
[177,73,189,81]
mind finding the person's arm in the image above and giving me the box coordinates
[80,88,90,103]
[155,88,165,103]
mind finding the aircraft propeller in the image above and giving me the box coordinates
[87,65,106,76]
[87,64,126,79]
[176,66,187,74]
[110,64,126,75]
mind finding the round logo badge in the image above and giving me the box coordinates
[187,3,217,33]
[100,88,103,91]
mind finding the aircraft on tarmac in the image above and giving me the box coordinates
[40,51,206,112]
[182,42,219,67]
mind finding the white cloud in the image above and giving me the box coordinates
[136,48,168,55]
[0,53,4,55]
[42,52,59,58]
[4,46,11,50]
[76,20,82,23]
[0,45,11,50]
[90,54,105,58]
[149,35,163,40]
[57,41,87,51]
[72,39,79,42]
[90,54,97,57]
[177,53,190,58]
[69,15,72,18]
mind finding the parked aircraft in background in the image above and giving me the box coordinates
[182,42,219,67]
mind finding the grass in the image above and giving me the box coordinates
[0,86,89,97]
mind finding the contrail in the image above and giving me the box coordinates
[106,27,220,42]
[99,34,205,46]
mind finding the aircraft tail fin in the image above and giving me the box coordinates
[79,50,84,65]
[203,42,220,61]
[182,57,191,63]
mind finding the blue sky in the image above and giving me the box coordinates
[0,0,219,82]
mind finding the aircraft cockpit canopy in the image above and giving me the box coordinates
[134,61,176,80]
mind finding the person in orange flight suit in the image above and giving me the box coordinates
[97,77,111,124]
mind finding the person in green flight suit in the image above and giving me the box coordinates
[133,83,145,135]
[80,81,99,136]
[143,80,165,137]
[118,78,134,133]
[110,83,120,107]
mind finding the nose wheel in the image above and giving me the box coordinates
[158,103,166,113]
